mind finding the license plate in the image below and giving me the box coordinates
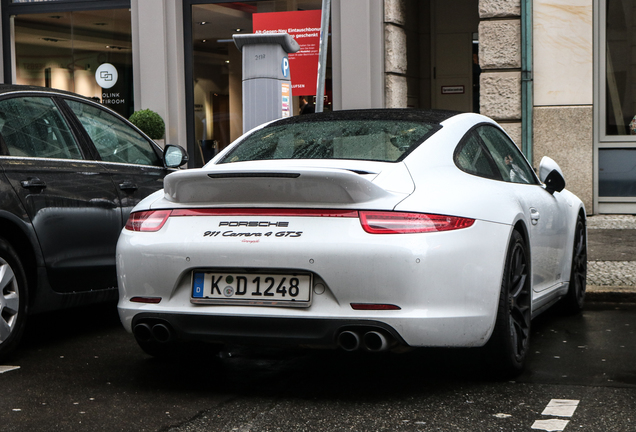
[191,271,312,307]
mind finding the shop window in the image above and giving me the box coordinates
[605,0,636,135]
[599,149,636,196]
[190,0,327,166]
[12,8,133,118]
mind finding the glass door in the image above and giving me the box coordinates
[596,0,636,213]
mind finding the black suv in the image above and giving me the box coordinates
[0,85,187,360]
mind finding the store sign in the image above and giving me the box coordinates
[253,10,322,96]
[95,63,118,89]
[281,82,291,117]
[441,85,465,95]
[95,62,128,117]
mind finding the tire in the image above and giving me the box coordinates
[485,230,531,378]
[0,238,28,362]
[561,215,587,314]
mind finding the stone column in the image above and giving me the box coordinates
[331,0,385,110]
[131,0,187,147]
[384,0,408,108]
[478,0,522,146]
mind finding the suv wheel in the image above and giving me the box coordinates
[0,238,28,361]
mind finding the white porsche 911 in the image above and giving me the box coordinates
[116,109,586,376]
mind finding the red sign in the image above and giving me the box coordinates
[253,10,322,96]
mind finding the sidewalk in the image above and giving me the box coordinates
[586,215,636,302]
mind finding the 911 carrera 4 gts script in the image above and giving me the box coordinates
[203,230,302,238]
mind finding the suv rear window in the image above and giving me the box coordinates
[0,96,82,160]
[220,119,439,163]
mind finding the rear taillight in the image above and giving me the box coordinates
[125,210,172,232]
[359,211,474,234]
[170,209,358,218]
[124,208,474,234]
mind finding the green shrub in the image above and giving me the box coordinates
[129,109,165,140]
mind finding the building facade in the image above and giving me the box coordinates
[0,0,626,214]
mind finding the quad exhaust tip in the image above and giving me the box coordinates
[337,329,394,352]
[133,322,174,344]
[133,323,153,343]
[134,322,394,351]
[337,330,361,351]
[151,323,173,343]
[363,331,390,352]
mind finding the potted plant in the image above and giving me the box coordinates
[129,109,165,143]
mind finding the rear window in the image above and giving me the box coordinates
[219,119,439,163]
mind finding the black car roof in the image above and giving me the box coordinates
[266,108,463,128]
[0,84,90,99]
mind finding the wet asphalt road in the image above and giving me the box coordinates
[0,302,635,432]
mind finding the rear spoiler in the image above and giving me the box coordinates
[163,166,410,209]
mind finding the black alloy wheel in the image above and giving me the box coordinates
[0,238,28,361]
[562,215,587,314]
[485,230,531,378]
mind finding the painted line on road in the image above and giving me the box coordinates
[0,366,20,374]
[532,419,570,431]
[531,399,580,431]
[541,399,579,417]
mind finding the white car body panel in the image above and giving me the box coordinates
[117,216,509,347]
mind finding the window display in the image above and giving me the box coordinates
[190,0,326,166]
[605,0,636,135]
[12,8,133,118]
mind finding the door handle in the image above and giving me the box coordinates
[530,207,540,225]
[119,181,138,192]
[20,177,47,189]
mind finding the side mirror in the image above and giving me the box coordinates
[164,145,189,168]
[538,156,566,194]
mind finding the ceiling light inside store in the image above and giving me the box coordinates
[199,21,207,25]
[235,28,243,32]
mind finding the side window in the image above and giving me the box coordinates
[476,125,536,185]
[65,100,161,166]
[454,132,500,179]
[0,97,82,159]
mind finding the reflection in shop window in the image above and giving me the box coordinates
[606,0,636,135]
[190,0,328,167]
[12,9,134,118]
[599,149,636,196]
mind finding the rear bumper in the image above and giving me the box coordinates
[131,312,406,349]
[117,216,512,348]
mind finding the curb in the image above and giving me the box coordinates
[586,285,636,303]
[583,216,636,302]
